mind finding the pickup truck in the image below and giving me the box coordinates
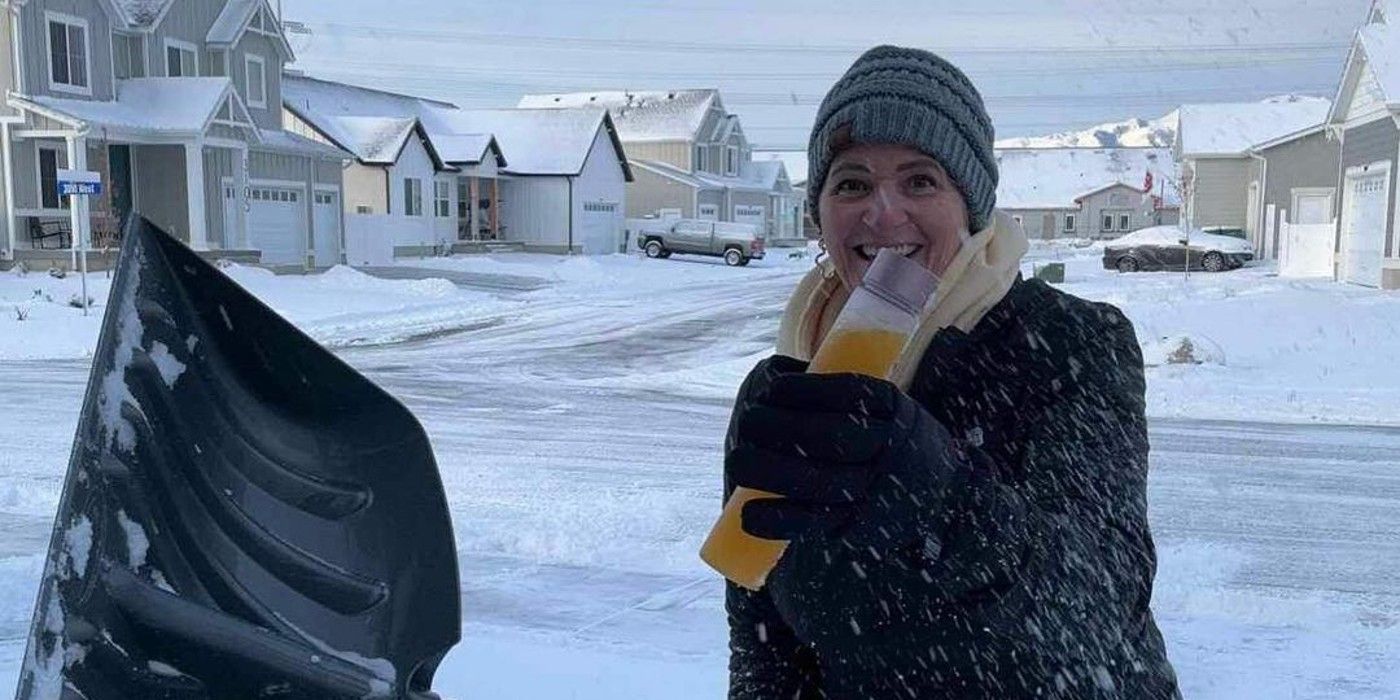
[632,218,765,266]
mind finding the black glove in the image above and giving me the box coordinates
[725,357,967,555]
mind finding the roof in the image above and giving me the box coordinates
[630,158,787,193]
[518,90,718,143]
[431,133,505,166]
[207,0,294,60]
[255,128,351,159]
[755,151,809,185]
[115,0,172,27]
[23,78,244,135]
[282,75,457,162]
[424,106,628,178]
[995,147,1182,210]
[1178,96,1332,156]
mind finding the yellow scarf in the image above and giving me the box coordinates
[775,210,1030,391]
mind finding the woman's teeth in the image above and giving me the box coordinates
[857,243,922,260]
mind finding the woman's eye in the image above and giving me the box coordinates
[908,174,938,191]
[832,179,870,195]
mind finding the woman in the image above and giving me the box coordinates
[723,45,1181,698]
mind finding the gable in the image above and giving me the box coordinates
[1348,55,1389,123]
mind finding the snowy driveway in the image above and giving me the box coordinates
[0,251,1398,697]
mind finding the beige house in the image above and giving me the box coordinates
[518,90,805,245]
[995,148,1181,240]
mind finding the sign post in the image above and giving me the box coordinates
[57,170,103,317]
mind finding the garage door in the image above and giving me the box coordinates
[1343,172,1387,287]
[734,205,765,232]
[313,190,341,267]
[579,201,620,254]
[248,185,306,266]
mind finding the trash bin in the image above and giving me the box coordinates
[1033,262,1065,283]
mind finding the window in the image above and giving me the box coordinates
[726,147,737,176]
[584,202,617,213]
[435,180,451,217]
[457,180,471,219]
[404,178,424,216]
[113,32,144,80]
[38,146,68,210]
[1119,213,1131,231]
[315,192,336,205]
[208,50,226,77]
[1102,214,1114,231]
[47,14,89,93]
[166,39,198,77]
[245,55,266,108]
[356,205,374,215]
[1012,215,1023,225]
[698,204,718,220]
[694,146,707,173]
[1064,214,1077,232]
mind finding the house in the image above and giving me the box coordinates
[0,0,351,271]
[995,148,1181,240]
[422,106,632,255]
[1324,0,1400,288]
[517,90,805,245]
[282,75,509,258]
[1243,124,1341,268]
[1175,96,1332,248]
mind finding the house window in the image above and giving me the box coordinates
[726,147,737,176]
[698,204,718,220]
[245,55,266,108]
[1118,213,1131,231]
[434,180,451,217]
[113,32,144,80]
[356,205,373,214]
[165,39,198,77]
[1064,214,1076,232]
[47,14,89,93]
[38,146,68,210]
[1102,213,1114,231]
[457,180,471,219]
[404,178,424,216]
[1012,215,1023,225]
[694,146,707,173]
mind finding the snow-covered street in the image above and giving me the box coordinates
[1,246,1399,697]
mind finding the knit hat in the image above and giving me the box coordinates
[807,45,999,232]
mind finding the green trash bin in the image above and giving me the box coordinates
[1033,262,1065,284]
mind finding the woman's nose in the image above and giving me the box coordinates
[860,184,912,231]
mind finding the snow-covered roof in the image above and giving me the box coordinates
[115,0,172,27]
[756,151,809,186]
[995,148,1181,210]
[518,90,718,143]
[630,158,786,193]
[431,133,503,166]
[283,75,458,162]
[256,128,351,159]
[1178,96,1332,157]
[425,106,623,177]
[207,0,293,59]
[23,78,242,135]
[996,111,1179,150]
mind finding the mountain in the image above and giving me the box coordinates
[996,110,1180,149]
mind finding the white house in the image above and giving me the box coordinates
[0,0,351,271]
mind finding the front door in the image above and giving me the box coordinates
[222,181,239,249]
[108,145,133,227]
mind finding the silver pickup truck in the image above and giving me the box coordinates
[633,219,766,266]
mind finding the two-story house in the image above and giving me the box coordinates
[517,89,805,245]
[0,0,349,272]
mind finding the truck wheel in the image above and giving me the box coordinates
[645,240,666,259]
[724,248,743,266]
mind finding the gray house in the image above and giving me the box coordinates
[995,147,1181,240]
[1324,0,1400,288]
[1175,96,1332,245]
[517,90,805,245]
[0,0,348,271]
[1244,124,1341,266]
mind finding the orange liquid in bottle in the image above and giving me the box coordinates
[700,328,911,590]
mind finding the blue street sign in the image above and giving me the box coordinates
[58,181,102,196]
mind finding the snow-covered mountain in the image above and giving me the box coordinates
[996,111,1180,149]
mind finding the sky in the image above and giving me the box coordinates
[278,0,1374,150]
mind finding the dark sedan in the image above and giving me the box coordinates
[1103,226,1256,273]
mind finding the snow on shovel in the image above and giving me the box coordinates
[14,217,460,699]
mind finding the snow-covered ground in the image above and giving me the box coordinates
[1,241,1399,697]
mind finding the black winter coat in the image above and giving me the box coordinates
[725,277,1181,699]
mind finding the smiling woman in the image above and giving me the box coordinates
[719,45,1182,699]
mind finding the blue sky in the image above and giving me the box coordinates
[280,0,1373,147]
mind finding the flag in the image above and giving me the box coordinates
[1143,170,1154,193]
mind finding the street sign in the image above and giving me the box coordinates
[57,169,102,197]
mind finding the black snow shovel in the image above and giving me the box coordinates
[14,217,460,699]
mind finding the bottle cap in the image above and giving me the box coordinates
[861,248,940,316]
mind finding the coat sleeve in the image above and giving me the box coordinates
[916,304,1171,692]
[725,582,821,698]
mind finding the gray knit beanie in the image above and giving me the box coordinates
[807,45,998,232]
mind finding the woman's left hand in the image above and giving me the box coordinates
[726,369,967,555]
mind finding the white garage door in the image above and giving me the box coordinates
[248,185,306,266]
[313,190,341,267]
[1343,172,1387,287]
[579,201,620,255]
[734,204,765,231]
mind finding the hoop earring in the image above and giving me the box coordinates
[815,238,829,267]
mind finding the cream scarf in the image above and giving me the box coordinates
[775,210,1031,391]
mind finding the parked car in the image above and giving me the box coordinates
[633,219,765,266]
[1103,226,1255,273]
[1201,225,1247,240]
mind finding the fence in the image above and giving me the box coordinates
[1278,219,1336,279]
